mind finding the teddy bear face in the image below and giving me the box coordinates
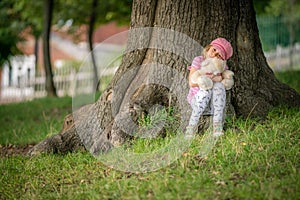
[201,57,226,75]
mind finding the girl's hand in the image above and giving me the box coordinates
[206,74,223,82]
[212,75,222,82]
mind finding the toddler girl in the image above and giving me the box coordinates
[186,38,233,137]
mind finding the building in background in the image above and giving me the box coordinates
[0,22,129,103]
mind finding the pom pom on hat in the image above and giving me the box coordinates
[210,38,233,60]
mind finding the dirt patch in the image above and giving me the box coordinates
[0,144,34,157]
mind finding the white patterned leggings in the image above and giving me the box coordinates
[189,82,226,126]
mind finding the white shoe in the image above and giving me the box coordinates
[213,123,224,137]
[213,130,224,137]
[185,126,196,139]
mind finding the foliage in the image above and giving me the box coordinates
[253,0,271,15]
[0,0,25,66]
[254,0,300,21]
[12,0,44,38]
[55,0,132,39]
[265,0,300,44]
[254,0,300,50]
[265,0,300,19]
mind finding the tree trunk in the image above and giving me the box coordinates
[29,0,300,156]
[34,35,39,75]
[43,0,57,97]
[0,67,2,99]
[88,0,99,91]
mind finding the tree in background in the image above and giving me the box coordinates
[56,0,101,91]
[0,0,25,97]
[1,0,133,95]
[56,0,132,91]
[13,1,44,75]
[7,0,57,96]
[88,0,99,91]
[43,0,57,97]
[30,0,300,155]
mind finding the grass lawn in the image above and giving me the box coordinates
[0,96,72,145]
[0,71,299,199]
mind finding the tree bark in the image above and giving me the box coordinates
[43,0,57,97]
[29,0,300,155]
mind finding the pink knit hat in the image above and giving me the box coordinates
[210,38,233,60]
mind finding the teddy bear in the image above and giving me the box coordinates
[221,69,234,90]
[190,57,234,90]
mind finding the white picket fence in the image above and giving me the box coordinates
[0,65,117,104]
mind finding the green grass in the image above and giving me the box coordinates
[0,107,299,199]
[0,71,299,199]
[275,70,300,93]
[0,96,72,145]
